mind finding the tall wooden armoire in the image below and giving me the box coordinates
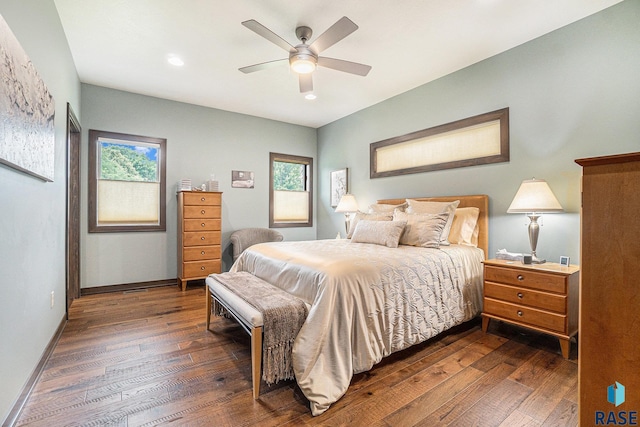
[575,152,640,424]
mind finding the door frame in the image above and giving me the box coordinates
[65,103,81,316]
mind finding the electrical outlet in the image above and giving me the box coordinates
[50,291,54,308]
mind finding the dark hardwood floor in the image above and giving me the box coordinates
[15,285,578,426]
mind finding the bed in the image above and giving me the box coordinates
[228,194,488,415]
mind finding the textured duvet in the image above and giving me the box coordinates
[230,239,484,415]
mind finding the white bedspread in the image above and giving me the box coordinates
[230,239,484,415]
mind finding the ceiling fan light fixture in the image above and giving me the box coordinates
[290,46,317,74]
[290,55,316,74]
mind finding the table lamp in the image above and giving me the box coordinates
[335,194,358,235]
[507,178,563,264]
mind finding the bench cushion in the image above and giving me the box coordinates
[207,276,263,327]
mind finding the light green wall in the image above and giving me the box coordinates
[0,1,81,423]
[80,84,317,287]
[317,0,640,265]
[2,0,638,423]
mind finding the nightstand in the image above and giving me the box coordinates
[481,259,580,359]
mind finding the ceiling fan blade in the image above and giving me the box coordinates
[242,20,294,52]
[239,58,288,74]
[299,73,313,93]
[317,57,372,76]
[309,16,358,53]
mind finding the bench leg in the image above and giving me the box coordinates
[206,287,212,331]
[251,326,262,399]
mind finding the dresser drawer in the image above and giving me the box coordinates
[183,205,221,219]
[183,231,221,246]
[183,219,221,232]
[484,281,566,313]
[484,265,566,294]
[484,298,566,333]
[183,245,220,262]
[182,260,221,279]
[183,192,221,206]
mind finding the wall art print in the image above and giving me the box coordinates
[0,14,55,182]
[330,168,348,208]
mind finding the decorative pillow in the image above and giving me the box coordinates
[393,211,449,248]
[367,202,407,214]
[405,199,460,245]
[448,207,480,246]
[350,220,406,248]
[347,211,393,238]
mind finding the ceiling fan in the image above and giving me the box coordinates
[239,16,372,94]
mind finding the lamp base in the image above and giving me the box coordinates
[531,256,546,264]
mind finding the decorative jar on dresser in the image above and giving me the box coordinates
[481,259,579,359]
[177,191,222,291]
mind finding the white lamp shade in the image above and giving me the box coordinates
[335,194,358,213]
[507,178,564,213]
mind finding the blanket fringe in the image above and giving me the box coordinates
[263,340,296,384]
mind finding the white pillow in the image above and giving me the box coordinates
[405,199,460,245]
[449,207,480,246]
[393,211,449,248]
[350,220,406,248]
[347,211,393,238]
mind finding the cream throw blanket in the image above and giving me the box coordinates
[212,272,308,384]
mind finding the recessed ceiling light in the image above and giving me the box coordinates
[305,93,316,100]
[167,55,184,67]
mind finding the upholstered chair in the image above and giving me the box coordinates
[230,228,284,262]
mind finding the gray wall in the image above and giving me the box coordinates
[317,0,640,265]
[0,1,81,423]
[80,85,317,287]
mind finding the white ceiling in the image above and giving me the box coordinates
[53,0,622,128]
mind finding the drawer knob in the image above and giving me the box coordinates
[201,251,206,255]
[201,223,206,227]
[517,292,524,299]
[517,275,524,281]
[201,236,205,240]
[201,266,205,270]
[201,210,206,215]
[201,197,206,202]
[517,310,523,317]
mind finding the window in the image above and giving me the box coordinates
[269,152,313,228]
[88,130,166,232]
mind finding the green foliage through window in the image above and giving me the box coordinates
[99,142,158,182]
[273,161,305,191]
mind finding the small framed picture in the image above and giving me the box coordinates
[559,256,570,266]
[330,168,348,208]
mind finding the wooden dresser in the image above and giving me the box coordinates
[576,152,640,424]
[177,191,222,291]
[481,259,579,359]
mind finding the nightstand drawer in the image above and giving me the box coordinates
[484,265,566,294]
[484,298,566,333]
[484,281,566,313]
